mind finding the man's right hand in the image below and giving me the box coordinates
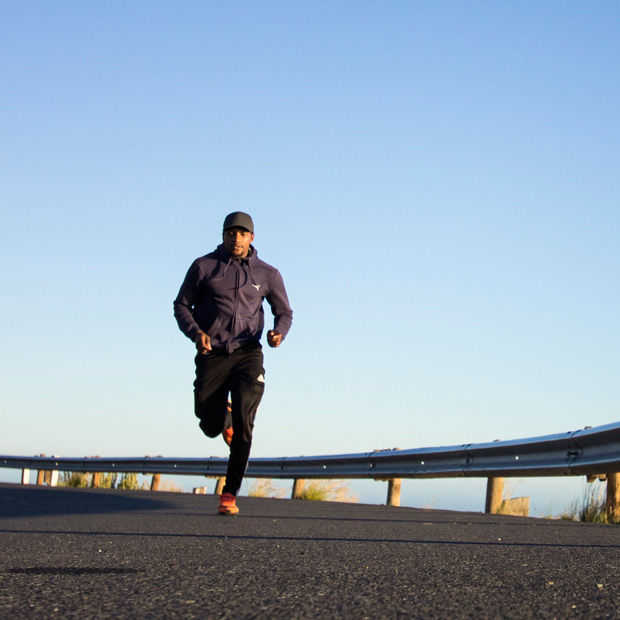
[194,331,212,354]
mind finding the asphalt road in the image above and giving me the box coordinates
[0,483,618,619]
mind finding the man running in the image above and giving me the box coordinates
[173,212,293,515]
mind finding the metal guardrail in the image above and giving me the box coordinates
[2,421,620,481]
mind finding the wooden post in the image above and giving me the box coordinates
[150,473,161,491]
[291,478,305,499]
[485,476,504,514]
[90,456,102,488]
[386,478,402,507]
[606,472,620,523]
[214,477,225,495]
[36,453,46,485]
[21,469,30,485]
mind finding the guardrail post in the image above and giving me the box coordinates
[386,478,402,507]
[90,456,101,488]
[291,478,305,499]
[21,469,30,485]
[606,472,620,523]
[485,476,504,514]
[214,477,225,495]
[36,453,46,485]
[150,474,161,491]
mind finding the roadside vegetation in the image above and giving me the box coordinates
[248,479,287,498]
[58,472,181,492]
[561,482,609,523]
[248,479,358,502]
[59,472,117,489]
[297,480,358,503]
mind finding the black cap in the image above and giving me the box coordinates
[223,211,254,233]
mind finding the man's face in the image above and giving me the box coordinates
[222,227,254,258]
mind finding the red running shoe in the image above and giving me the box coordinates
[222,425,233,446]
[222,402,233,446]
[218,492,239,515]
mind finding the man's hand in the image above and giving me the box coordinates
[194,331,212,354]
[267,330,283,348]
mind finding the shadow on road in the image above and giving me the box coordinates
[0,484,173,518]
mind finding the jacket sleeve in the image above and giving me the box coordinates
[265,269,293,339]
[173,260,202,341]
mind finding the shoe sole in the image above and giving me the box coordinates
[218,508,239,516]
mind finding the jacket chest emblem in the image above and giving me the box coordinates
[251,283,261,291]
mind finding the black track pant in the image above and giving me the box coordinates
[193,343,265,496]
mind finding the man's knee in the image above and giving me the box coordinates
[198,417,221,438]
[239,368,266,402]
[246,377,265,401]
[196,401,228,437]
[194,389,228,436]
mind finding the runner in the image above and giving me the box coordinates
[173,212,293,515]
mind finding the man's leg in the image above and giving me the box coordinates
[222,346,265,496]
[193,353,232,438]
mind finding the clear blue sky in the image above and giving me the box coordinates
[2,2,618,515]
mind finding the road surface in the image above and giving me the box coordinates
[0,483,618,618]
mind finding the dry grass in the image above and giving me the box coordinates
[561,482,608,523]
[58,472,118,488]
[298,480,359,503]
[58,472,164,491]
[248,479,287,498]
[248,479,359,502]
[157,479,183,493]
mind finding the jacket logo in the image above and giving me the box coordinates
[251,283,261,291]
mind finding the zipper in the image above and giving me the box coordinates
[232,266,240,331]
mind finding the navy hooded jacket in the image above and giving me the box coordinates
[174,244,293,353]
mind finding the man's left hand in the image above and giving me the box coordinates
[267,330,283,348]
